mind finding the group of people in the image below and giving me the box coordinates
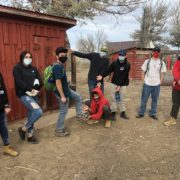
[0,45,179,157]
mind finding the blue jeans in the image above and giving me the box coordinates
[0,111,9,145]
[88,79,104,99]
[138,84,160,116]
[19,96,43,133]
[54,88,82,132]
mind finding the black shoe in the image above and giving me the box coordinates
[120,111,129,120]
[136,114,144,118]
[111,112,116,121]
[27,136,39,144]
[18,127,26,140]
[150,115,158,120]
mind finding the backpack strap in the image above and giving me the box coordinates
[144,59,151,76]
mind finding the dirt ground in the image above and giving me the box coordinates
[0,60,180,180]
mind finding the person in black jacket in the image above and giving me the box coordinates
[97,49,130,120]
[0,72,19,156]
[70,46,109,99]
[13,51,43,144]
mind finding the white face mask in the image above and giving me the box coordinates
[23,58,32,66]
[100,52,107,57]
[118,56,125,62]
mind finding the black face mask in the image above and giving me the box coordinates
[59,56,67,63]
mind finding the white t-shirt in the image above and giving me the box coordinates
[141,58,167,86]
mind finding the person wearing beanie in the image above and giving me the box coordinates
[0,72,19,156]
[97,49,130,120]
[13,51,43,144]
[69,45,109,99]
[164,56,180,126]
[136,46,167,120]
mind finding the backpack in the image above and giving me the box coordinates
[43,64,56,91]
[144,59,163,76]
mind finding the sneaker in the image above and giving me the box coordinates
[120,111,129,120]
[111,112,116,121]
[105,120,111,128]
[86,120,99,125]
[55,130,70,137]
[76,113,87,121]
[4,145,19,157]
[163,117,176,126]
[18,127,26,140]
[27,136,39,144]
[150,115,158,120]
[136,114,144,118]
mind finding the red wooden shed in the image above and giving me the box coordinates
[0,5,76,121]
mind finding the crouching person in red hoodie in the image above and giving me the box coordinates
[83,86,111,127]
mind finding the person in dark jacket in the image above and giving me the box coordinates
[70,46,109,99]
[13,51,43,144]
[97,49,130,120]
[0,72,19,156]
[84,86,111,127]
[164,56,180,126]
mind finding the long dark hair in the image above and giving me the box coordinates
[19,51,32,63]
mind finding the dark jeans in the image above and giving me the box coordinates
[138,83,160,116]
[0,111,9,146]
[85,100,110,120]
[88,79,104,100]
[170,89,180,119]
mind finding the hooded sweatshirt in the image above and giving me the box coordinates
[103,59,130,86]
[172,58,180,90]
[90,87,110,120]
[13,62,43,97]
[0,72,10,112]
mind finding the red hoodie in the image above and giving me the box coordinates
[172,60,180,90]
[90,87,110,120]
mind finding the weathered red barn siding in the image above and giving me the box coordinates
[0,5,76,121]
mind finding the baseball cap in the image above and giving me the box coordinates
[55,47,68,55]
[119,49,126,56]
[153,46,161,52]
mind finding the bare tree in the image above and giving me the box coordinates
[77,29,107,53]
[168,2,180,50]
[131,1,171,48]
[10,0,149,19]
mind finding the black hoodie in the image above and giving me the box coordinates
[103,59,130,86]
[13,63,43,97]
[0,73,9,112]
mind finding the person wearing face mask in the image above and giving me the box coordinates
[52,47,85,137]
[97,49,130,120]
[83,86,111,127]
[69,45,109,99]
[136,46,167,120]
[13,51,43,144]
[164,56,180,126]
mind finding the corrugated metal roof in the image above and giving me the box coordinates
[0,4,76,27]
